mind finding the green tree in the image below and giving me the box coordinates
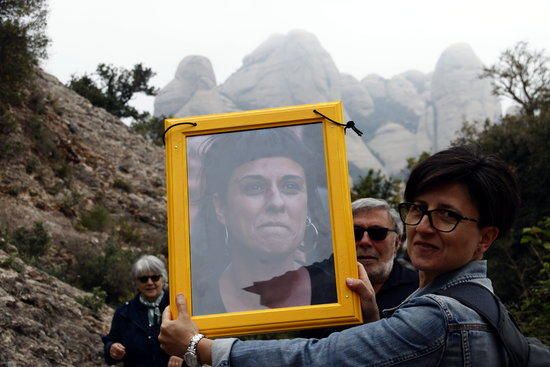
[452,109,550,306]
[0,0,49,105]
[511,217,550,344]
[481,41,550,117]
[451,43,550,339]
[351,169,402,206]
[68,63,157,120]
[130,114,166,146]
[401,151,431,179]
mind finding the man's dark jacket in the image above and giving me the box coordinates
[301,259,418,338]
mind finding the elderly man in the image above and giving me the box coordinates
[299,197,418,338]
[351,197,418,315]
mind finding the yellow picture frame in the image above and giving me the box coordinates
[165,101,362,337]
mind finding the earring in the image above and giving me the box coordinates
[224,224,229,247]
[300,216,319,254]
[306,216,318,238]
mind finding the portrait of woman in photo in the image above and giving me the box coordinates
[188,125,336,315]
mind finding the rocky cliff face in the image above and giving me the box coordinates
[0,70,169,365]
[0,249,113,366]
[155,31,502,177]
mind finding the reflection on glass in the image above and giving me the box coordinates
[188,124,336,315]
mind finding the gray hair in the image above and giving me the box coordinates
[132,255,168,288]
[351,198,403,237]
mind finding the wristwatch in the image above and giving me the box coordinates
[184,333,205,367]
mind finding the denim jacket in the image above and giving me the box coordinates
[211,260,507,367]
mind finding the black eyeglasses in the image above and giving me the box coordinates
[398,202,478,233]
[354,225,397,242]
[137,275,161,283]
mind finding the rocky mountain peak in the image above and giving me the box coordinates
[220,29,342,111]
[154,55,218,117]
[155,30,502,176]
[434,42,485,73]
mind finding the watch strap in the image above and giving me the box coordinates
[186,333,205,365]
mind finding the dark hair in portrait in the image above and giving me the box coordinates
[188,124,335,315]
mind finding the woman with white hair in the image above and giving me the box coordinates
[102,255,173,367]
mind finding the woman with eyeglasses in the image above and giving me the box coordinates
[190,126,337,315]
[159,145,522,367]
[103,255,181,367]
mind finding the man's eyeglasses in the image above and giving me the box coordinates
[354,225,397,242]
[398,202,478,232]
[137,275,161,283]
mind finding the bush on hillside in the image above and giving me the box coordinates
[12,221,51,259]
[0,0,49,106]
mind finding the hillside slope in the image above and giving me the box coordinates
[0,70,169,365]
[0,249,113,366]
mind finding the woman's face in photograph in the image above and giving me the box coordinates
[216,156,308,262]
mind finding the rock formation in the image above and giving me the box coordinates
[154,31,503,177]
[220,30,343,110]
[431,43,501,150]
[154,55,236,117]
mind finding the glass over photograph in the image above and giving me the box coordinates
[187,124,336,316]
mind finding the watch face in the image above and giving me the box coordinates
[184,352,197,367]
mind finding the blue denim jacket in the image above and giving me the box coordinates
[211,260,507,367]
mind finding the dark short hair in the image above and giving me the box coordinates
[200,127,319,201]
[404,146,520,238]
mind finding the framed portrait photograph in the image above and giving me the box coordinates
[164,102,362,337]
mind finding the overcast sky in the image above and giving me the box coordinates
[45,0,550,114]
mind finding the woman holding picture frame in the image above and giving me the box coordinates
[161,146,522,367]
[189,125,337,315]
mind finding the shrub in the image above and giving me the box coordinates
[130,114,166,146]
[0,108,22,159]
[12,221,51,259]
[25,157,39,174]
[0,0,49,106]
[27,115,62,160]
[510,217,550,343]
[0,253,24,273]
[80,204,111,232]
[54,162,72,182]
[74,238,136,304]
[113,178,132,193]
[351,169,402,206]
[77,286,107,314]
[59,191,81,218]
[117,220,141,244]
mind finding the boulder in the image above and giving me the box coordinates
[175,89,239,117]
[340,73,375,135]
[154,55,218,117]
[368,122,418,175]
[346,133,386,181]
[219,30,342,110]
[361,74,387,99]
[431,43,501,149]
